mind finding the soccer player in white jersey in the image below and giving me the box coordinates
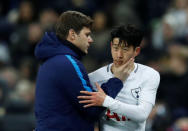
[78,24,160,131]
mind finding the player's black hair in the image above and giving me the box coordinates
[110,24,143,48]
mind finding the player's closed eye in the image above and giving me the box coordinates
[112,44,118,49]
[113,47,119,51]
[112,45,129,52]
[123,47,129,52]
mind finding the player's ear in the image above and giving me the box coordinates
[110,41,113,46]
[134,47,140,57]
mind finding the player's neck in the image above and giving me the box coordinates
[111,64,114,74]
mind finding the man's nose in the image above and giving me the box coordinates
[88,36,93,43]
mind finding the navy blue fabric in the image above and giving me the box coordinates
[101,77,123,99]
[34,32,123,131]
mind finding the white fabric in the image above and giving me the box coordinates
[103,96,153,122]
[89,63,160,131]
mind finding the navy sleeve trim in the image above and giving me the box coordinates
[65,55,92,92]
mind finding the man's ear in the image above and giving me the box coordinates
[68,29,76,40]
[134,47,141,57]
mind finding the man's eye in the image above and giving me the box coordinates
[86,34,90,37]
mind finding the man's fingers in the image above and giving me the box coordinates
[79,100,93,104]
[83,103,95,108]
[80,91,93,95]
[95,82,103,92]
[77,95,92,99]
[95,82,100,89]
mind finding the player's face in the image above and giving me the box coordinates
[111,38,140,67]
[74,27,93,54]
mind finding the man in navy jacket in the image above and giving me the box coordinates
[34,11,128,131]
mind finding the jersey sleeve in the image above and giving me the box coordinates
[139,70,160,105]
[101,69,160,122]
[103,96,153,122]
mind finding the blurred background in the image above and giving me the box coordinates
[0,0,188,130]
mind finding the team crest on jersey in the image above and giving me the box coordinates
[131,87,141,100]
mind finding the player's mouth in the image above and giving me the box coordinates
[115,60,123,65]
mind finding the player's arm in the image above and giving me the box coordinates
[78,85,153,122]
[103,71,160,122]
[102,96,153,122]
[78,71,160,122]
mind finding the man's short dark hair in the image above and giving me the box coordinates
[110,24,143,48]
[55,11,93,40]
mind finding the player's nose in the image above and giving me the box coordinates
[117,50,123,58]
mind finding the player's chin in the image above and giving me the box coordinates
[114,63,122,68]
[115,62,124,66]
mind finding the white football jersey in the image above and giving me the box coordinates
[89,63,160,131]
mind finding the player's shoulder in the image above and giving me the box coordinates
[89,64,108,76]
[137,63,160,79]
[88,64,111,82]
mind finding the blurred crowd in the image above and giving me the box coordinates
[0,0,188,131]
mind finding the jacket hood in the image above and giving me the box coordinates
[35,32,85,61]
